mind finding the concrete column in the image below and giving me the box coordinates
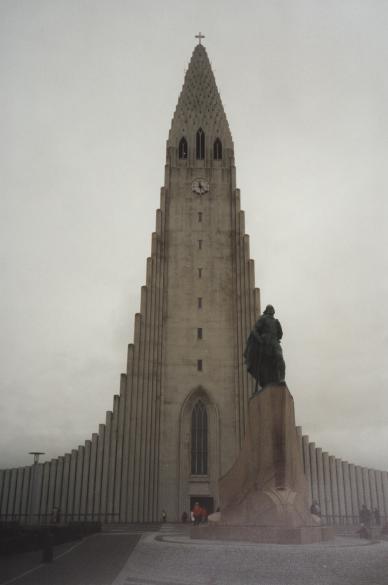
[375,471,385,521]
[348,464,358,524]
[19,467,30,519]
[242,230,251,428]
[73,446,85,520]
[342,462,352,523]
[128,312,142,522]
[302,436,312,505]
[100,411,113,522]
[2,470,10,518]
[13,468,24,519]
[66,450,78,519]
[309,443,319,504]
[0,470,4,512]
[369,469,378,512]
[115,374,127,522]
[322,452,333,522]
[248,258,256,324]
[107,396,120,522]
[80,441,91,520]
[154,216,167,521]
[40,463,50,517]
[46,460,57,520]
[234,202,245,444]
[139,262,153,522]
[295,426,303,456]
[7,469,18,518]
[39,462,50,519]
[316,448,326,516]
[121,346,134,522]
[30,463,44,522]
[362,467,372,509]
[60,453,71,518]
[87,434,98,520]
[381,472,388,523]
[155,221,167,520]
[134,288,148,522]
[147,251,157,522]
[336,459,346,523]
[329,456,339,522]
[356,466,365,510]
[235,205,245,442]
[94,424,106,520]
[54,457,64,510]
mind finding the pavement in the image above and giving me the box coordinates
[1,523,388,585]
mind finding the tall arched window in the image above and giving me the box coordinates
[191,400,208,474]
[196,128,205,160]
[213,138,222,160]
[178,137,188,159]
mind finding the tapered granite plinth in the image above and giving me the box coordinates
[191,384,335,544]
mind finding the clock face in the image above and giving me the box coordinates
[192,178,209,195]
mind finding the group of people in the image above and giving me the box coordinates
[182,502,208,525]
[359,504,381,527]
[163,503,212,524]
[358,504,381,538]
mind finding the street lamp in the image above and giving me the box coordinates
[29,451,45,464]
[27,451,45,523]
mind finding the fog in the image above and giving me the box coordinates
[1,0,387,471]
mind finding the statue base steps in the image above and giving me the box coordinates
[191,524,335,545]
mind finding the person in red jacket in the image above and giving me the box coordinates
[192,502,202,525]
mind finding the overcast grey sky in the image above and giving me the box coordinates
[1,0,387,471]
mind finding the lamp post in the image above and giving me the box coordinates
[29,451,45,465]
[27,451,45,524]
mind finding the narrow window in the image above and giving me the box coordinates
[197,327,203,339]
[179,137,188,159]
[198,240,202,250]
[198,297,202,309]
[198,268,202,278]
[191,400,208,475]
[198,212,202,223]
[196,128,205,160]
[197,359,203,371]
[213,138,222,160]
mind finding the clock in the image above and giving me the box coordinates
[192,178,209,195]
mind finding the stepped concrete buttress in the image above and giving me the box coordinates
[192,384,335,544]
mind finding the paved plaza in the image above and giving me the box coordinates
[1,524,388,585]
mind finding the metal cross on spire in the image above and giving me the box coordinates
[195,32,205,44]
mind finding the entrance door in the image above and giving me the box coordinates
[190,496,214,515]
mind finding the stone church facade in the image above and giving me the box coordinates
[1,43,388,524]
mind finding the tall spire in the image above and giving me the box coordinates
[168,44,233,149]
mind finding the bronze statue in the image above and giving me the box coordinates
[244,304,286,392]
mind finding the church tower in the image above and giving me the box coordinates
[119,40,260,521]
[2,40,388,527]
[148,40,260,519]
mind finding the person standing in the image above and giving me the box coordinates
[192,502,202,525]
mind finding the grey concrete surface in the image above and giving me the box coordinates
[0,533,139,585]
[112,524,388,585]
[1,524,388,585]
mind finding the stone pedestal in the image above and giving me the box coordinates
[191,384,334,544]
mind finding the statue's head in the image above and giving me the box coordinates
[264,304,275,316]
